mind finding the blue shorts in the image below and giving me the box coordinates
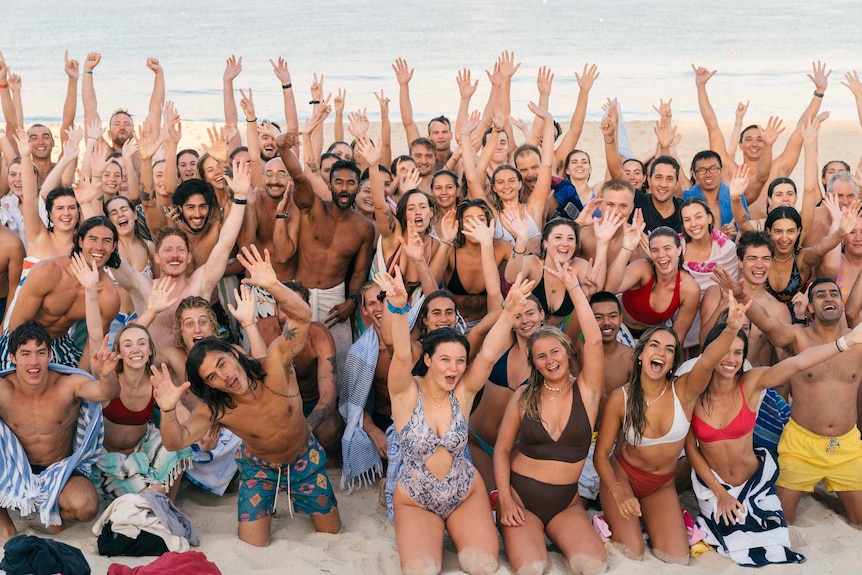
[235,431,337,522]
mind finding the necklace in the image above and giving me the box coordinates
[773,251,793,263]
[645,382,669,408]
[543,375,573,398]
[427,389,447,408]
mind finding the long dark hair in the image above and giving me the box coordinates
[70,216,121,268]
[412,328,469,377]
[186,337,267,423]
[625,325,680,446]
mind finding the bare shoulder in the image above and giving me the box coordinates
[307,322,335,352]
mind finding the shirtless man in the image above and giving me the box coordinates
[0,321,120,538]
[570,291,632,502]
[5,217,121,370]
[277,135,374,375]
[804,172,858,248]
[114,164,249,350]
[577,179,636,263]
[0,226,24,326]
[735,278,862,526]
[257,281,343,460]
[408,138,436,193]
[240,157,299,281]
[151,246,340,546]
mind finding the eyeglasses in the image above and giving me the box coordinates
[265,170,288,178]
[694,166,721,176]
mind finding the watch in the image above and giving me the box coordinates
[348,294,360,306]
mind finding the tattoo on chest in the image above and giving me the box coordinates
[263,380,300,399]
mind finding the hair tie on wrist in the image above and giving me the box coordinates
[246,117,257,123]
[232,197,247,205]
[282,83,292,90]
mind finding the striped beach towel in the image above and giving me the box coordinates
[0,363,104,526]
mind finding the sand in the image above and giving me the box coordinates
[6,118,862,574]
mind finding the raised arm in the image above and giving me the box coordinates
[238,245,311,363]
[806,196,856,277]
[222,55,243,152]
[525,102,556,228]
[41,130,82,202]
[14,130,49,247]
[692,64,731,166]
[843,70,862,129]
[0,55,16,138]
[150,363,215,450]
[603,100,624,180]
[70,253,105,354]
[729,164,754,232]
[374,90,393,168]
[77,336,121,402]
[161,101,181,197]
[726,101,749,159]
[355,134,397,242]
[333,88,346,142]
[714,266,796,349]
[238,88,263,189]
[454,69,478,142]
[771,62,830,175]
[800,117,823,238]
[81,53,101,129]
[144,58,165,134]
[60,51,79,145]
[393,58,420,144]
[270,57,298,135]
[554,63,599,170]
[197,160,249,295]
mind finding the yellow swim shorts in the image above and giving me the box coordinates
[776,417,862,493]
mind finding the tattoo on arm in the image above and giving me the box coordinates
[385,209,396,233]
[282,321,298,340]
[306,404,329,429]
[327,356,337,382]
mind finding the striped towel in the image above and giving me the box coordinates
[0,363,104,526]
[692,447,805,567]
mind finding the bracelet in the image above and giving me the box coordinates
[84,71,93,75]
[246,117,257,123]
[241,322,254,330]
[512,247,526,255]
[232,197,247,205]
[837,336,850,352]
[604,139,614,145]
[309,99,321,105]
[282,83,292,90]
[608,481,622,492]
[813,90,824,98]
[568,284,582,291]
[276,213,290,220]
[92,174,102,179]
[621,246,634,252]
[0,83,7,89]
[160,405,176,413]
[386,300,410,315]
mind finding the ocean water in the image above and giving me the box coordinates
[3,0,861,124]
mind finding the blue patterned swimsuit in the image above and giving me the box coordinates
[397,386,474,519]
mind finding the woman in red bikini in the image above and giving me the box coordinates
[594,293,750,564]
[684,316,862,565]
[605,226,701,342]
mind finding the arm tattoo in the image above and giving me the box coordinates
[327,356,338,382]
[385,209,397,233]
[306,404,329,429]
[282,322,298,340]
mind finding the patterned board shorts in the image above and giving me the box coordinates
[235,431,337,522]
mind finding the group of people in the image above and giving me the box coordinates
[0,47,861,575]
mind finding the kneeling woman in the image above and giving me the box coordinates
[494,260,607,575]
[684,318,862,566]
[377,267,534,575]
[594,294,749,564]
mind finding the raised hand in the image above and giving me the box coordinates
[121,137,139,163]
[652,98,673,123]
[73,168,99,205]
[842,70,862,97]
[269,57,292,84]
[70,252,100,291]
[239,88,256,122]
[309,72,324,102]
[146,57,162,75]
[400,225,426,261]
[460,110,481,136]
[257,121,280,142]
[333,88,346,115]
[150,363,189,412]
[527,101,553,122]
[462,216,495,246]
[238,245,278,290]
[622,209,646,252]
[654,121,678,150]
[808,60,831,93]
[691,63,716,86]
[711,266,745,299]
[438,210,458,245]
[64,50,79,80]
[575,63,600,91]
[86,118,104,141]
[163,101,182,144]
[147,276,181,314]
[90,335,120,379]
[503,273,536,315]
[374,267,407,308]
[544,259,580,292]
[374,89,390,116]
[509,116,529,138]
[346,108,369,140]
[822,192,843,223]
[223,159,251,198]
[729,164,750,200]
[354,135,381,167]
[8,73,21,92]
[485,60,502,87]
[726,291,752,332]
[13,128,30,157]
[498,50,521,78]
[500,204,530,240]
[201,125,229,163]
[735,100,749,123]
[223,55,242,82]
[64,126,83,158]
[136,123,164,161]
[392,58,413,86]
[456,69,478,100]
[536,66,554,96]
[228,284,256,327]
[84,52,101,73]
[398,167,422,195]
[800,117,820,144]
[839,200,861,235]
[593,209,624,243]
[575,198,604,227]
[761,116,785,146]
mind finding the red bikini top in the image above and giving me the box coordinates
[103,388,156,426]
[691,381,756,443]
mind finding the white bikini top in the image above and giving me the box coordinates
[622,380,690,447]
